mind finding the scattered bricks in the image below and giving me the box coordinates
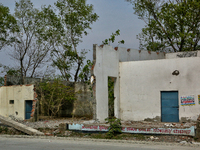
[156,52,159,55]
[99,45,104,48]
[148,51,151,54]
[4,75,7,86]
[114,47,118,51]
[59,123,66,135]
[139,50,141,53]
[127,49,130,52]
[91,64,95,71]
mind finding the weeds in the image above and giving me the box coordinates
[105,118,122,139]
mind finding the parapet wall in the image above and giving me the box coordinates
[166,51,200,59]
[117,47,165,62]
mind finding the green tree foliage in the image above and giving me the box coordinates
[37,79,76,117]
[50,0,99,82]
[102,29,125,46]
[0,65,20,76]
[0,64,20,86]
[127,0,200,52]
[9,0,62,83]
[1,0,99,83]
[0,4,18,50]
[78,60,93,82]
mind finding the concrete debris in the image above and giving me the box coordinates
[0,115,44,136]
[83,120,96,124]
[149,136,154,140]
[164,123,174,127]
[64,131,72,136]
[149,136,159,140]
[191,141,200,145]
[180,141,188,144]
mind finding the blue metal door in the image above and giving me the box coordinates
[25,100,33,119]
[161,91,179,122]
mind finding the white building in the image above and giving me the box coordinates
[92,44,200,123]
[0,84,35,120]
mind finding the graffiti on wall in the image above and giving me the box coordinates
[177,51,197,58]
[68,124,195,136]
[181,95,195,106]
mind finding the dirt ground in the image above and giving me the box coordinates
[20,117,196,129]
[0,117,198,143]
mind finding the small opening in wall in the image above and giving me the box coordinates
[9,100,14,104]
[108,76,116,118]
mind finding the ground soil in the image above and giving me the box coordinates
[0,117,199,143]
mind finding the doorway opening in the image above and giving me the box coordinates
[25,100,33,119]
[161,91,179,122]
[108,77,116,118]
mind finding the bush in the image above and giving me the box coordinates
[105,118,122,139]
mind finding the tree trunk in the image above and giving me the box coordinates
[74,61,81,82]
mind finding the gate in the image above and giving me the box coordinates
[25,100,33,119]
[161,91,179,122]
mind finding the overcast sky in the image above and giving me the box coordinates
[0,0,145,67]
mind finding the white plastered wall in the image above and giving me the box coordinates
[0,85,34,120]
[93,45,120,122]
[93,45,165,122]
[119,57,200,121]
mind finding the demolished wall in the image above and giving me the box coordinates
[73,82,93,118]
[92,45,165,122]
[93,44,200,123]
[3,75,93,119]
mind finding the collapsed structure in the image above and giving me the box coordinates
[92,44,200,123]
[0,76,92,120]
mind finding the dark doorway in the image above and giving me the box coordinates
[108,77,116,118]
[25,100,33,119]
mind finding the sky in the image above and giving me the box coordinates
[0,0,145,68]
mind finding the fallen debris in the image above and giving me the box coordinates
[0,115,44,136]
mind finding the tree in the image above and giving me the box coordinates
[102,29,125,46]
[36,79,75,117]
[52,47,87,81]
[51,0,99,82]
[127,0,200,52]
[0,64,20,86]
[0,4,18,50]
[78,59,93,82]
[10,0,61,83]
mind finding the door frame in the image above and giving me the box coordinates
[25,100,33,120]
[161,91,179,122]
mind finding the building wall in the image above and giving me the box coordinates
[166,51,200,59]
[3,76,94,119]
[0,85,34,120]
[72,82,93,118]
[93,45,120,122]
[93,45,165,122]
[119,57,200,122]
